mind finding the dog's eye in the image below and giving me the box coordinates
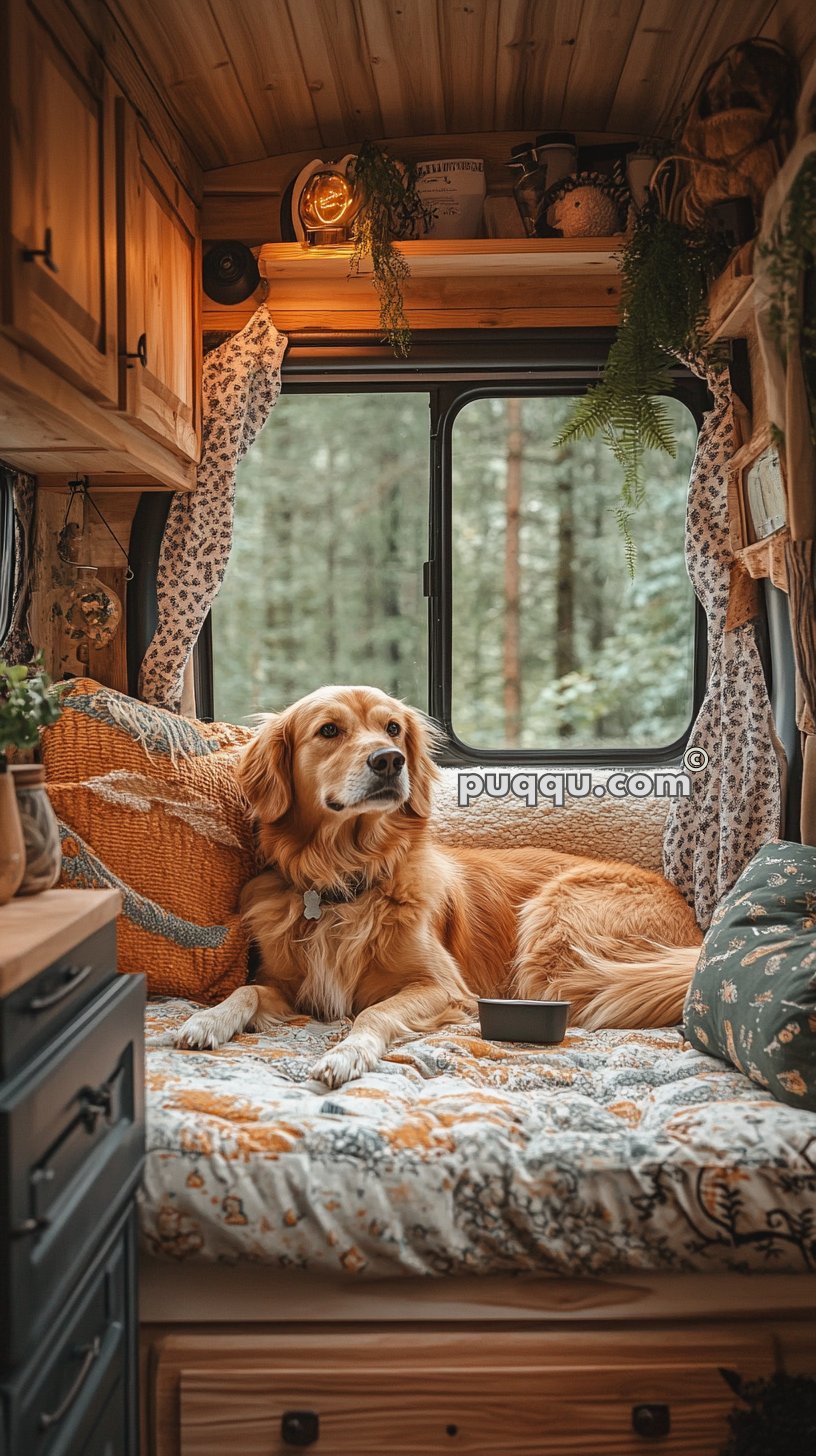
[386,721,401,737]
[318,723,339,738]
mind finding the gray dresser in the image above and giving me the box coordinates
[0,890,145,1456]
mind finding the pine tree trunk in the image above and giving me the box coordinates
[326,453,337,679]
[555,452,575,740]
[503,398,523,747]
[380,452,402,696]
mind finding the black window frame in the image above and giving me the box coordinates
[154,329,709,764]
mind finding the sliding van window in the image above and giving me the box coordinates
[207,333,706,764]
[212,391,428,722]
[449,393,698,753]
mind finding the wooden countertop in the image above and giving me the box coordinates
[0,888,121,997]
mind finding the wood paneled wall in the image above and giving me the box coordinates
[29,488,139,693]
[103,0,816,172]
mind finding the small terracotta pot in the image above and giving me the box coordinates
[0,762,26,905]
[11,763,62,895]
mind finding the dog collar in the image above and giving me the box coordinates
[302,874,370,920]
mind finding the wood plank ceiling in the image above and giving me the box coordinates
[104,0,816,172]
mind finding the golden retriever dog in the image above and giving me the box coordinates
[177,686,701,1087]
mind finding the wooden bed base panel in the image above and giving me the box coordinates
[140,1266,816,1456]
[140,1259,816,1325]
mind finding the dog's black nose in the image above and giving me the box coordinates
[367,746,405,776]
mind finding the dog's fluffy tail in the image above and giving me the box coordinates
[568,942,702,1031]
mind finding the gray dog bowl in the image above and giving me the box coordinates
[477,998,571,1045]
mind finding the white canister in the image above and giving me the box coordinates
[415,159,486,239]
[626,151,660,210]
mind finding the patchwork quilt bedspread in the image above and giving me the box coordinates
[141,998,816,1278]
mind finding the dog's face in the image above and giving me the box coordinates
[237,686,439,827]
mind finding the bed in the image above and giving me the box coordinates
[140,998,816,1279]
[135,780,816,1456]
[139,998,816,1456]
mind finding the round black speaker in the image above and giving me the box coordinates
[202,241,261,304]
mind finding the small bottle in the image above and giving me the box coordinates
[534,132,578,193]
[509,143,545,237]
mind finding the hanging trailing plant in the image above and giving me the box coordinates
[349,141,434,358]
[757,150,816,436]
[555,201,729,573]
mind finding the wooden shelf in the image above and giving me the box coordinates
[259,238,623,276]
[707,241,755,341]
[236,238,622,335]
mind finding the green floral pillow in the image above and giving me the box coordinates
[684,840,816,1110]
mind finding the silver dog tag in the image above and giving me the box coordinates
[303,889,322,920]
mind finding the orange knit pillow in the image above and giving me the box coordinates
[41,679,257,1002]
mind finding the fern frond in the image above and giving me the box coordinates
[555,201,728,570]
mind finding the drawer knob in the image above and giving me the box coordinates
[11,1214,50,1238]
[80,1081,113,1132]
[632,1403,671,1439]
[22,226,59,273]
[281,1410,319,1446]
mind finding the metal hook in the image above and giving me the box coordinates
[59,477,134,580]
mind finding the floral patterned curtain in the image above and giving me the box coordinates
[139,307,287,712]
[662,367,784,927]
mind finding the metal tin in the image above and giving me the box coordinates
[477,998,570,1044]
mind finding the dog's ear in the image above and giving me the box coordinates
[236,714,292,822]
[403,706,442,820]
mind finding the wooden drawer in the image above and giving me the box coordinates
[1,1209,132,1456]
[0,974,144,1368]
[0,922,117,1080]
[158,1327,776,1456]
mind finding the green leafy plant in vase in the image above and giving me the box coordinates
[0,656,64,899]
[349,141,435,358]
[555,201,729,573]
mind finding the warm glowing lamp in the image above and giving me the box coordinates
[298,167,361,246]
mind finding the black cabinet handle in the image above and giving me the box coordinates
[22,226,59,273]
[281,1410,320,1446]
[39,1336,101,1430]
[28,963,93,1012]
[124,332,148,368]
[632,1403,671,1438]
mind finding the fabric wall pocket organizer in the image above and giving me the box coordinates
[726,426,788,552]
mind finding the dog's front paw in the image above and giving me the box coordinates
[310,1037,379,1088]
[175,1008,233,1050]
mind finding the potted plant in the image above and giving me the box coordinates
[555,200,729,572]
[0,656,64,898]
[348,141,435,357]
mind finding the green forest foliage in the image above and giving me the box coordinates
[213,390,697,751]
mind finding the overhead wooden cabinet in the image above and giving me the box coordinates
[1,0,119,405]
[118,106,201,463]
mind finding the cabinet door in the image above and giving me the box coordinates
[1,0,118,404]
[118,104,201,463]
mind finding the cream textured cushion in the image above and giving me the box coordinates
[430,767,669,872]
